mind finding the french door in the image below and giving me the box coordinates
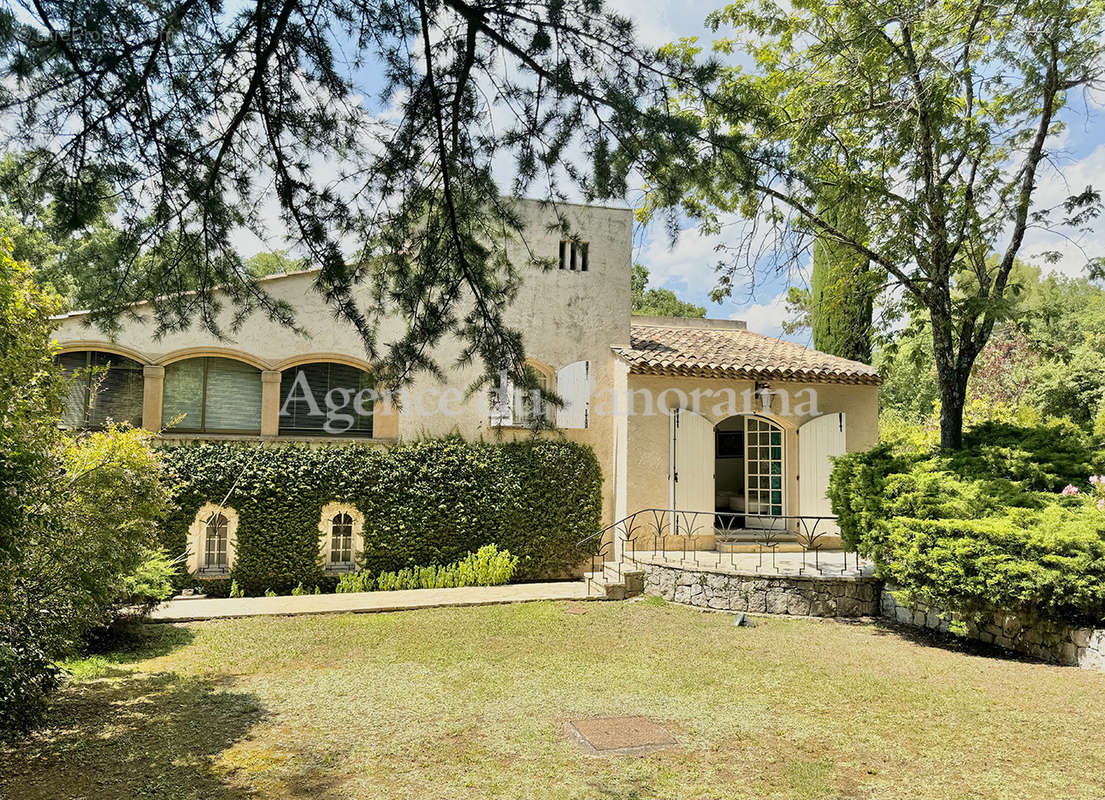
[744,416,784,527]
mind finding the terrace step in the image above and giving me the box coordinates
[716,542,810,554]
[582,565,645,600]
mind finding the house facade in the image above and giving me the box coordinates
[52,198,880,573]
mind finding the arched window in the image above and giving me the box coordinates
[163,357,262,433]
[58,351,144,429]
[187,504,239,575]
[330,513,354,565]
[318,502,364,571]
[279,362,374,437]
[204,513,229,570]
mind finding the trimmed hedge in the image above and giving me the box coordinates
[830,421,1105,623]
[160,437,602,596]
[877,507,1105,623]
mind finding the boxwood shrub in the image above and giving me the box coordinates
[160,437,602,596]
[829,420,1105,623]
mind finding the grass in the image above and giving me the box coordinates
[4,600,1105,800]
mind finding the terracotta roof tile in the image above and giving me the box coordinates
[614,323,882,385]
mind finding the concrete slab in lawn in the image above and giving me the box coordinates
[150,581,590,622]
[569,716,676,755]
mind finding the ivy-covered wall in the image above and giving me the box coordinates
[160,437,603,596]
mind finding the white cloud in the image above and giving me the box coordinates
[604,0,714,47]
[633,209,764,298]
[1018,144,1105,277]
[728,291,795,341]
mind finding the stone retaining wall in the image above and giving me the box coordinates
[638,559,1105,671]
[641,563,880,617]
[880,588,1105,670]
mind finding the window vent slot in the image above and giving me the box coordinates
[558,240,590,272]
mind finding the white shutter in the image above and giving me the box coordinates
[556,360,590,429]
[670,408,715,518]
[798,412,846,535]
[489,377,514,427]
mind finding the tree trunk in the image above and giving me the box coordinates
[937,375,966,450]
[930,301,970,450]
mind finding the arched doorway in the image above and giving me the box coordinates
[714,414,785,531]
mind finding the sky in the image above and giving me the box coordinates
[216,0,1105,344]
[605,0,1105,342]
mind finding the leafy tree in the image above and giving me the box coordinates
[878,265,1105,431]
[631,264,706,317]
[0,153,119,305]
[648,0,1105,447]
[0,232,171,737]
[0,0,711,390]
[246,250,308,279]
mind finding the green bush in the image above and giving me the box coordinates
[160,437,601,596]
[336,571,374,593]
[830,421,1105,623]
[337,545,518,592]
[375,544,518,591]
[877,507,1105,623]
[111,550,178,620]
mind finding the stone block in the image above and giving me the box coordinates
[787,594,812,616]
[1070,628,1092,648]
[837,596,861,617]
[1059,642,1079,665]
[766,590,790,615]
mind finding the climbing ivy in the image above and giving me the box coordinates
[160,437,602,596]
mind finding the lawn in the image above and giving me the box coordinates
[3,599,1105,800]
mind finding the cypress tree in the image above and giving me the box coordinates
[809,199,875,364]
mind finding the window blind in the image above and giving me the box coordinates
[204,358,263,432]
[57,351,143,429]
[162,359,206,431]
[278,362,374,436]
[163,357,262,433]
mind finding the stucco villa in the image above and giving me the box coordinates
[51,199,880,572]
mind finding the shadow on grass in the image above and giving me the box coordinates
[0,672,263,800]
[866,618,1046,666]
[64,623,197,680]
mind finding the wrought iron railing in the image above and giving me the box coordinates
[576,508,865,597]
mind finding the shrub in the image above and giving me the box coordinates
[160,437,601,596]
[336,571,373,593]
[111,550,178,621]
[374,544,518,591]
[0,230,171,738]
[830,420,1105,624]
[53,426,174,634]
[877,506,1105,623]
